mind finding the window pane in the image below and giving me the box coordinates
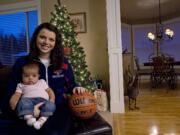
[121,24,131,53]
[28,10,38,39]
[160,20,180,60]
[0,10,38,66]
[0,12,26,36]
[134,25,155,68]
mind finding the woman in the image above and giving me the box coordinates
[3,22,86,135]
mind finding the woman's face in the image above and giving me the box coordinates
[36,28,56,58]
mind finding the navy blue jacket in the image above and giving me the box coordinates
[3,56,78,110]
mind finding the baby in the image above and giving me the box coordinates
[9,62,56,130]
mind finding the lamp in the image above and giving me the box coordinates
[147,0,174,42]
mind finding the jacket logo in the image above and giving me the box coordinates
[52,74,64,78]
[53,69,64,78]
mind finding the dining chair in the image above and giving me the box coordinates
[134,56,152,86]
[164,56,177,89]
[151,56,166,88]
[151,56,177,89]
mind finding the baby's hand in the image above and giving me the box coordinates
[49,98,55,103]
[34,102,44,118]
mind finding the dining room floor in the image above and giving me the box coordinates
[112,79,180,135]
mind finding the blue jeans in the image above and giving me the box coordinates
[16,97,56,118]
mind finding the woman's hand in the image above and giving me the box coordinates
[73,87,87,94]
[46,88,55,103]
[9,92,21,110]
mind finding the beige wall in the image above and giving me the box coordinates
[41,0,57,22]
[0,0,110,90]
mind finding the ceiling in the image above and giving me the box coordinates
[120,0,180,24]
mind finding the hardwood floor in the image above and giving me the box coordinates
[113,80,180,135]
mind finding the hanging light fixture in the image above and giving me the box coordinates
[147,0,174,42]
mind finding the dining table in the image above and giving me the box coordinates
[143,60,180,89]
[144,61,180,67]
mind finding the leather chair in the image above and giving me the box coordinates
[0,66,112,135]
[70,113,112,135]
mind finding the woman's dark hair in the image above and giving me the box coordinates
[29,22,64,70]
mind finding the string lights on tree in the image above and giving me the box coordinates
[50,2,95,91]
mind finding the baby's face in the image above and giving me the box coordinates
[22,69,39,85]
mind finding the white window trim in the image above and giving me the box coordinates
[0,0,41,24]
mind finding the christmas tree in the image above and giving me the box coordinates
[50,4,95,91]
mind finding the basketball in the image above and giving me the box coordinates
[69,92,97,119]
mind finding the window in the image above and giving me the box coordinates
[133,19,180,68]
[133,25,155,68]
[160,19,180,60]
[121,24,131,53]
[0,1,40,66]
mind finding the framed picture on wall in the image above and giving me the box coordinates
[70,12,87,33]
